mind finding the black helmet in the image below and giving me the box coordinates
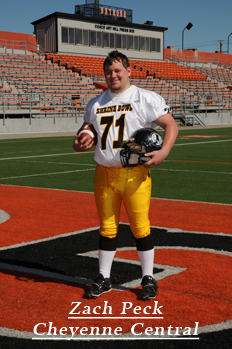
[120,128,163,167]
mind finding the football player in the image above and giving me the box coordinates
[73,50,178,300]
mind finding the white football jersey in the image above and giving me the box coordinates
[84,85,170,167]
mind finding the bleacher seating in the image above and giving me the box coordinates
[130,60,207,81]
[0,53,101,116]
[45,53,208,81]
[0,52,231,121]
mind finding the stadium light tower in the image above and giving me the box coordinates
[228,32,232,54]
[182,22,193,50]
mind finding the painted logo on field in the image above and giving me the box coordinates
[0,185,231,341]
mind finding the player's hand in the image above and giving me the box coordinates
[144,149,169,166]
[73,134,95,152]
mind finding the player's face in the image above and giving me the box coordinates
[104,60,131,93]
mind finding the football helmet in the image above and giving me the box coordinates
[120,128,163,167]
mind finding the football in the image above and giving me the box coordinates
[78,123,98,146]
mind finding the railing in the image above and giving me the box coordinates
[166,54,220,66]
[166,54,232,72]
[0,92,88,126]
[1,91,231,126]
[169,95,232,125]
[0,39,43,55]
[0,48,99,123]
[0,42,231,128]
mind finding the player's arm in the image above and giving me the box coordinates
[73,122,95,152]
[145,112,178,166]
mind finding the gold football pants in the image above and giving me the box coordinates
[94,164,152,239]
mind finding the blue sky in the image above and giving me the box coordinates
[1,0,231,53]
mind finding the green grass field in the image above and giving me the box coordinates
[0,126,232,205]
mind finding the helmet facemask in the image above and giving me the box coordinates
[120,128,163,167]
[120,143,149,167]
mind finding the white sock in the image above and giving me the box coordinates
[99,249,116,279]
[137,248,154,278]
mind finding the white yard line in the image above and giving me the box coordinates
[0,151,95,161]
[0,168,95,180]
[0,138,231,181]
[0,138,231,161]
[24,160,96,166]
[174,139,232,146]
[0,166,231,181]
[155,168,232,175]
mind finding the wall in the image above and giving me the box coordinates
[34,17,57,52]
[56,17,164,60]
[1,111,231,135]
[0,117,83,135]
[0,31,37,50]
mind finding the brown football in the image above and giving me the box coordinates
[78,124,98,146]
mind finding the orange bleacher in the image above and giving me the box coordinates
[46,54,105,78]
[130,60,207,81]
[0,53,101,115]
[46,54,208,81]
[1,52,231,119]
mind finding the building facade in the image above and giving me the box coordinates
[32,2,168,61]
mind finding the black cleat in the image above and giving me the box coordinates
[140,275,158,300]
[86,273,112,299]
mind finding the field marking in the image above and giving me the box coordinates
[0,166,231,181]
[174,138,232,146]
[0,168,95,180]
[0,151,95,161]
[178,135,230,138]
[155,168,232,175]
[0,138,231,180]
[168,160,232,165]
[2,148,73,156]
[1,183,231,206]
[24,160,96,166]
[0,209,10,224]
[0,137,73,143]
[0,138,231,161]
[0,222,231,253]
[25,159,232,166]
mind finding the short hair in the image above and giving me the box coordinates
[103,50,130,71]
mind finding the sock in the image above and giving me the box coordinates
[135,234,154,278]
[99,249,116,279]
[98,235,117,278]
[137,249,154,278]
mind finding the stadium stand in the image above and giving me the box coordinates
[0,52,103,118]
[45,53,208,81]
[0,39,232,128]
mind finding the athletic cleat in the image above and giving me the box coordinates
[85,273,112,299]
[140,275,158,300]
